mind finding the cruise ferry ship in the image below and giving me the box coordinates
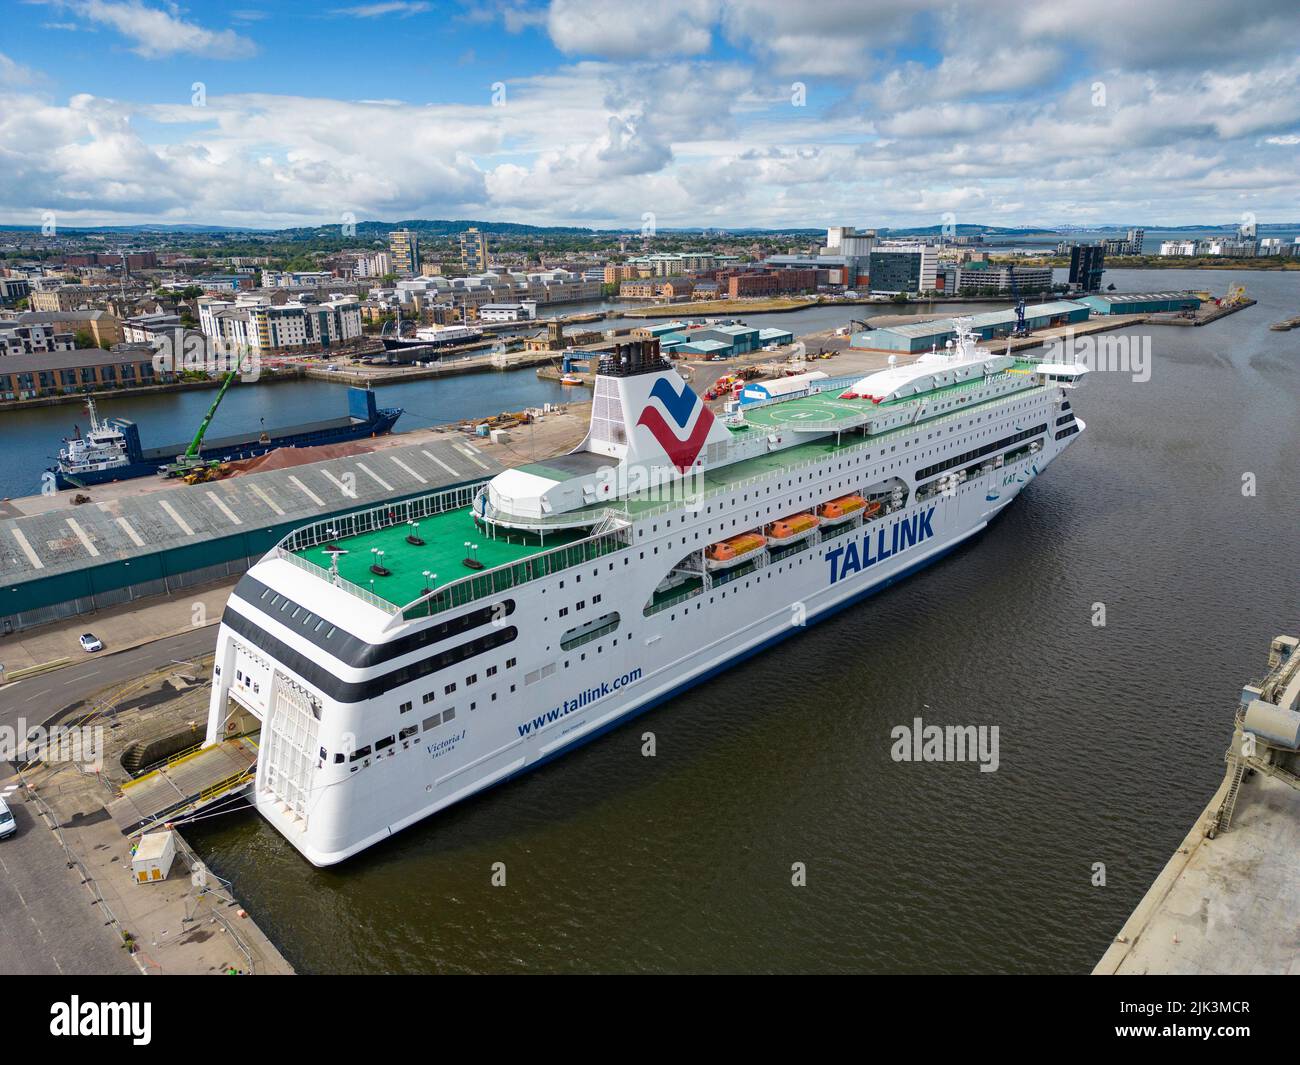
[204,321,1088,865]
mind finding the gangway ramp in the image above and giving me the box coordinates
[107,736,258,835]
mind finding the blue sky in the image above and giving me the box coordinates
[2,0,1298,229]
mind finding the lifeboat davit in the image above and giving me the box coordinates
[818,495,880,525]
[704,532,767,571]
[766,512,819,544]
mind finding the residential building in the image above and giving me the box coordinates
[941,264,1054,296]
[0,278,31,304]
[13,310,122,348]
[0,322,76,357]
[122,311,184,344]
[198,295,363,352]
[1068,244,1105,291]
[263,270,336,288]
[30,285,95,312]
[604,264,639,284]
[0,346,172,401]
[459,228,489,272]
[867,246,939,295]
[389,229,421,277]
[724,269,817,298]
[357,251,392,278]
[1160,240,1198,256]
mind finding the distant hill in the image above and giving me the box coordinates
[1,217,1295,238]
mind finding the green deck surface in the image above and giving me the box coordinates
[742,363,1038,433]
[293,506,587,607]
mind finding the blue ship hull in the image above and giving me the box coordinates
[53,388,402,490]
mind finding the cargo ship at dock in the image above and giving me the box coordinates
[205,320,1089,866]
[52,386,403,490]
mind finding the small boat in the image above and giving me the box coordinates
[704,532,766,571]
[560,374,584,386]
[766,512,819,544]
[818,494,880,525]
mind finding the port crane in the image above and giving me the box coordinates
[1006,264,1029,338]
[160,352,249,481]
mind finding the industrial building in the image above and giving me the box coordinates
[0,436,504,634]
[850,301,1091,353]
[1076,292,1202,315]
[656,323,794,358]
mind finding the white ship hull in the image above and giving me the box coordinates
[207,372,1082,864]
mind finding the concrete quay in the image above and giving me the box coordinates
[8,662,294,975]
[1096,634,1300,975]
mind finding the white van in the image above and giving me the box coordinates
[0,797,14,840]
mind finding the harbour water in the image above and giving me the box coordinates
[6,268,1289,972]
[174,268,1300,973]
[0,298,966,500]
[0,370,574,500]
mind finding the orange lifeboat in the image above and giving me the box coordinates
[767,512,819,544]
[818,494,880,525]
[704,532,767,570]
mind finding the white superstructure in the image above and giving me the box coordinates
[205,323,1089,865]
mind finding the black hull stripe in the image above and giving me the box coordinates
[221,605,516,704]
[233,573,513,669]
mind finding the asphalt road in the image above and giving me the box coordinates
[0,626,218,975]
[0,625,217,729]
[0,763,138,975]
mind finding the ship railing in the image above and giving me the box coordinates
[275,481,488,555]
[394,523,630,624]
[276,551,400,614]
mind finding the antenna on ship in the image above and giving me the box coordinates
[322,546,348,586]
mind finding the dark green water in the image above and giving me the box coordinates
[181,268,1297,972]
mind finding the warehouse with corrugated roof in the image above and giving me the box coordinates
[850,301,1091,353]
[1076,292,1202,315]
[0,436,503,634]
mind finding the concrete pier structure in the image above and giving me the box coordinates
[1096,634,1300,975]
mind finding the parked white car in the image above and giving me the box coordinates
[79,633,103,653]
[0,797,15,840]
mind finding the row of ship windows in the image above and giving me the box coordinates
[395,656,519,712]
[915,425,1048,483]
[255,587,339,640]
[328,706,457,769]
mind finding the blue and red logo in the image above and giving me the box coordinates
[636,377,715,472]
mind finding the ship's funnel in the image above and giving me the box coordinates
[580,339,730,474]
